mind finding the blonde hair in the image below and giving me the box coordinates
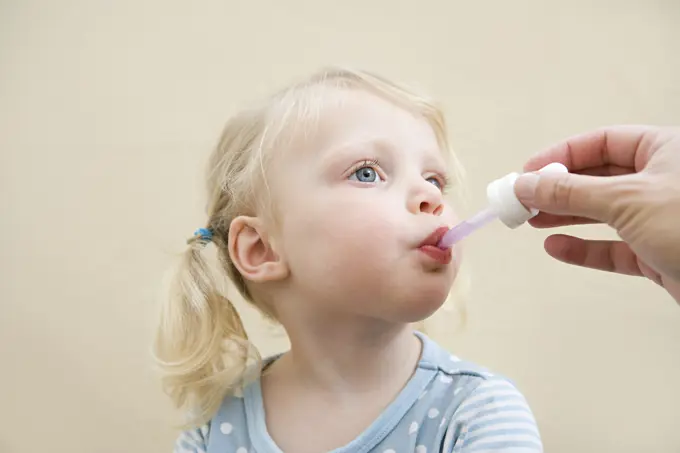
[153,66,464,428]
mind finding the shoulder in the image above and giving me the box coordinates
[415,330,499,385]
[415,333,543,452]
[445,377,543,452]
[414,332,513,415]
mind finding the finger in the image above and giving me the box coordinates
[520,165,633,227]
[528,213,600,228]
[637,259,665,287]
[544,234,645,277]
[515,171,635,223]
[577,165,635,177]
[523,125,658,173]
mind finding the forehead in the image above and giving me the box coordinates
[308,88,442,160]
[269,87,445,166]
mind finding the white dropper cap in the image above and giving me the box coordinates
[486,162,568,229]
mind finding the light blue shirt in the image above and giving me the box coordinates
[174,332,543,452]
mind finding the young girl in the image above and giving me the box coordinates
[155,67,543,453]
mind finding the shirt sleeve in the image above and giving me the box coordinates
[447,378,543,453]
[172,423,210,453]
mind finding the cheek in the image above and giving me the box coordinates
[330,209,398,248]
[281,193,402,269]
[322,194,399,245]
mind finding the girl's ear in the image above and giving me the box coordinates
[228,216,289,283]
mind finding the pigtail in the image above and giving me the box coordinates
[153,237,259,428]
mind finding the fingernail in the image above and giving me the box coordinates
[514,173,540,202]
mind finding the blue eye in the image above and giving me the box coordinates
[350,166,383,183]
[426,176,442,190]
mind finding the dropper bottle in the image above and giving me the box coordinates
[438,162,568,248]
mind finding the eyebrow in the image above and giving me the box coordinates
[320,137,387,156]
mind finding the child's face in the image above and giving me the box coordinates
[268,89,459,323]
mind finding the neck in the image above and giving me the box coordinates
[271,312,422,393]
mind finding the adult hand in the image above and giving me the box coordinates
[514,125,680,304]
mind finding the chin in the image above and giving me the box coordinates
[390,287,451,323]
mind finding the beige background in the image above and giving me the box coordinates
[2,1,680,452]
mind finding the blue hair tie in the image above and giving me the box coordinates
[193,227,213,243]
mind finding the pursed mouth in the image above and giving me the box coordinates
[418,226,450,249]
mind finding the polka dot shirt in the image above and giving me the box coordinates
[173,331,543,453]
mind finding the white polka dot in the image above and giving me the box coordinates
[220,422,233,435]
[449,355,461,362]
[236,448,247,453]
[439,375,453,384]
[416,446,427,453]
[428,408,440,418]
[383,449,396,453]
[409,421,419,434]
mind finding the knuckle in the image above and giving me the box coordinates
[547,174,575,211]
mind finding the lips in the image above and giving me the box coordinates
[418,226,452,265]
[418,226,450,248]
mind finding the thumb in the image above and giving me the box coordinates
[514,171,622,223]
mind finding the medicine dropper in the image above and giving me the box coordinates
[438,163,568,248]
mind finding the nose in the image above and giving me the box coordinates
[408,180,444,216]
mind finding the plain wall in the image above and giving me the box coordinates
[2,1,680,452]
